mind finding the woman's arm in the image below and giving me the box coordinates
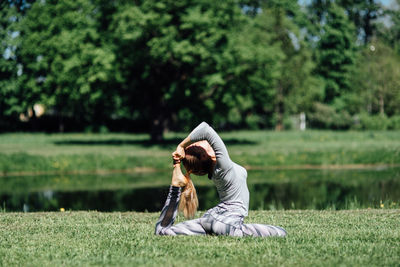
[174,122,232,171]
[190,122,232,170]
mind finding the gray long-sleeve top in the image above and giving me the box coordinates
[189,122,249,216]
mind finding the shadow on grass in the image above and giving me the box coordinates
[53,138,257,147]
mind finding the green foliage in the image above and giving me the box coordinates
[258,1,325,130]
[16,0,116,128]
[0,6,22,124]
[225,6,283,129]
[337,0,381,44]
[358,113,390,130]
[388,115,400,130]
[308,103,353,129]
[377,0,400,53]
[316,4,357,104]
[309,0,381,45]
[0,0,400,134]
[351,40,400,117]
[109,0,260,138]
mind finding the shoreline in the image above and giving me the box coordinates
[1,163,399,178]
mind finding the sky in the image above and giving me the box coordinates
[380,0,394,6]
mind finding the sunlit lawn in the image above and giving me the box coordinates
[0,209,399,266]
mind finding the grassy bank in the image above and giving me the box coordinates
[0,210,399,266]
[1,131,400,175]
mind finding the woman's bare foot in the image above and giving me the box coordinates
[171,163,188,187]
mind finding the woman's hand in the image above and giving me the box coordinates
[172,145,185,161]
[171,136,191,161]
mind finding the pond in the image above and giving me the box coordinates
[1,167,399,212]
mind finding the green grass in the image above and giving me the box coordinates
[1,130,400,175]
[0,210,399,266]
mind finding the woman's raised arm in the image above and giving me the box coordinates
[189,122,232,171]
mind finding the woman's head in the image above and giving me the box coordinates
[182,141,216,177]
[179,141,215,218]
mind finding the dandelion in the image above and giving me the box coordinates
[60,208,65,212]
[380,201,384,208]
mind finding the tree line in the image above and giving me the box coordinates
[1,0,399,140]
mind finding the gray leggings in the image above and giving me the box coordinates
[155,186,287,237]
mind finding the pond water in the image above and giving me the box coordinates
[1,167,399,212]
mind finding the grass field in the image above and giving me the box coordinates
[0,210,399,266]
[1,130,400,175]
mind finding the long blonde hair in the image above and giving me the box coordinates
[179,145,213,219]
[178,172,198,219]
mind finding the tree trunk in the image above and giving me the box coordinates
[150,106,167,143]
[29,107,38,131]
[59,113,64,133]
[275,85,284,131]
[364,9,372,44]
[150,119,165,143]
[379,92,384,115]
[275,112,283,131]
[59,121,64,133]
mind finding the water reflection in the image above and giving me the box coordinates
[1,167,399,212]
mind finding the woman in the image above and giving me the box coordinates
[155,122,287,237]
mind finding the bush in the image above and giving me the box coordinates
[283,116,295,130]
[245,114,262,130]
[388,115,400,130]
[307,103,352,129]
[355,113,390,130]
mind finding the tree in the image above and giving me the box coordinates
[0,5,23,131]
[338,0,381,44]
[377,0,400,54]
[352,40,400,116]
[243,0,324,130]
[223,7,283,129]
[3,0,394,133]
[316,3,357,104]
[110,0,265,140]
[17,0,116,131]
[309,0,382,44]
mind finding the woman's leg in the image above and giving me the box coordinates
[155,186,206,236]
[240,223,287,237]
[200,207,287,237]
